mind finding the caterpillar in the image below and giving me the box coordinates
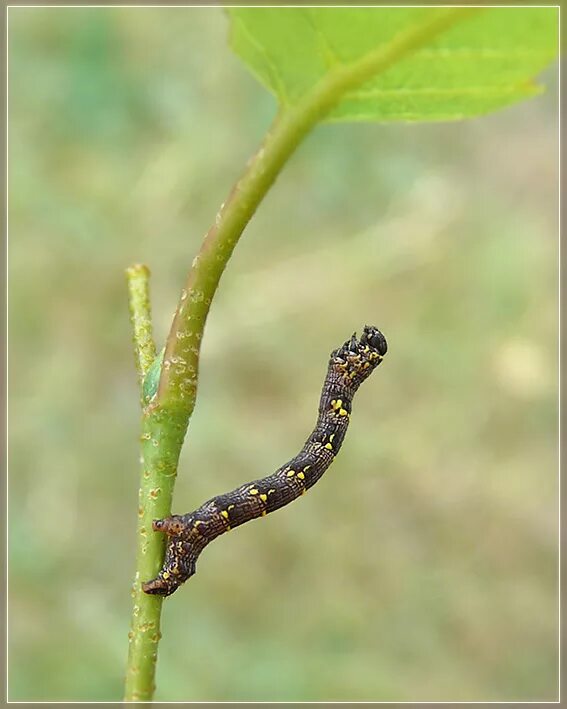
[142,325,387,597]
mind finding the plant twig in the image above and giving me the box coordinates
[125,263,169,701]
[124,407,185,701]
[126,264,157,389]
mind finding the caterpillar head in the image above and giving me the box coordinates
[359,325,387,356]
[330,325,387,390]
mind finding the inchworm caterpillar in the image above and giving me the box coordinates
[143,325,387,596]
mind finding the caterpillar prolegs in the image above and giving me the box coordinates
[142,325,387,597]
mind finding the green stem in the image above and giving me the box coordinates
[125,407,186,701]
[126,264,157,388]
[124,7,480,701]
[125,265,173,701]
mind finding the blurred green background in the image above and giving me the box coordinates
[8,7,558,702]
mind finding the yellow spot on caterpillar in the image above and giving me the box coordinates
[331,399,343,411]
[220,510,229,519]
[286,470,295,477]
[363,362,370,369]
[249,488,259,495]
[228,504,235,510]
[194,520,202,527]
[297,472,305,480]
[261,510,267,516]
[325,443,333,450]
[303,465,311,471]
[330,434,335,442]
[339,408,348,416]
[162,572,170,580]
[268,489,276,495]
[260,493,267,502]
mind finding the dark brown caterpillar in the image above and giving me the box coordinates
[142,325,387,597]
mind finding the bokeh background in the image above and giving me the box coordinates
[8,7,559,702]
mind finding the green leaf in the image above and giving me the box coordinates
[142,347,164,404]
[227,7,558,123]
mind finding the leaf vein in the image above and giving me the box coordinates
[304,9,344,70]
[417,47,556,59]
[231,16,291,106]
[348,84,537,100]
